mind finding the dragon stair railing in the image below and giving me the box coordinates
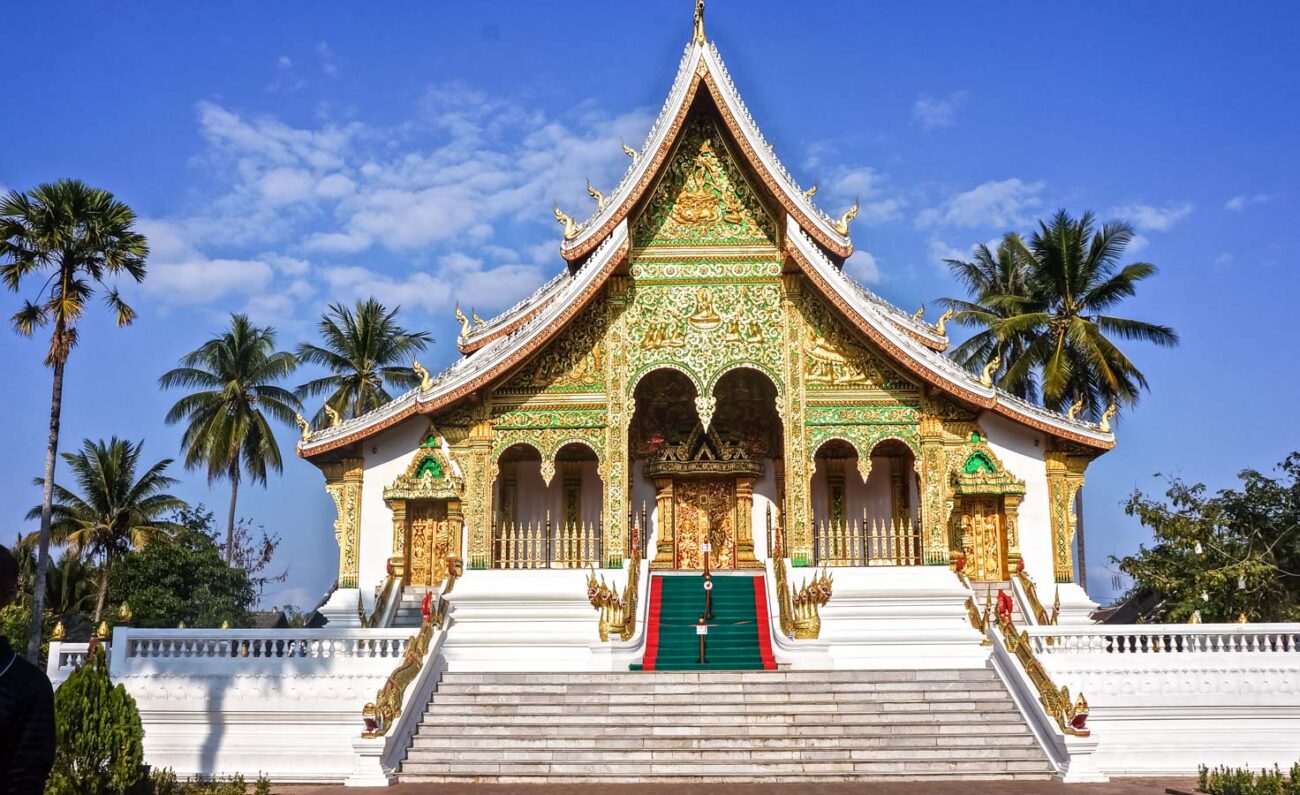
[361,589,451,739]
[1013,569,1060,626]
[812,514,923,567]
[586,557,643,643]
[490,517,603,570]
[772,555,833,640]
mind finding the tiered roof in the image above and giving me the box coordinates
[299,26,1114,459]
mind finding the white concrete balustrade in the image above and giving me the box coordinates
[1027,623,1300,655]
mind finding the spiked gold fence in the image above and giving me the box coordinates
[491,517,603,569]
[813,514,923,567]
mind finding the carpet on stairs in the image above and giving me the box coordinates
[632,573,776,671]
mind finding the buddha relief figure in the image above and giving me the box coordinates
[670,139,723,227]
[723,318,743,342]
[804,329,869,385]
[688,288,722,330]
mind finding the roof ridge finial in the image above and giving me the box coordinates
[693,0,706,44]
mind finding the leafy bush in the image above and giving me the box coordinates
[1199,762,1300,795]
[46,646,146,795]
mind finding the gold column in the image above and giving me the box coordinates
[465,402,495,569]
[446,498,464,575]
[387,499,408,585]
[1003,493,1023,575]
[1046,450,1089,583]
[735,476,761,567]
[779,273,812,565]
[650,478,675,569]
[603,277,632,569]
[323,457,364,588]
[917,414,952,566]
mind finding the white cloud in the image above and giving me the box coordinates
[320,266,451,313]
[928,239,969,266]
[317,41,339,77]
[138,219,275,305]
[843,250,882,285]
[917,178,1045,229]
[912,91,968,131]
[1109,202,1192,231]
[276,56,293,70]
[1224,192,1280,212]
[1127,233,1149,254]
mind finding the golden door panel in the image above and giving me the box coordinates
[408,501,450,587]
[960,497,1007,581]
[675,478,736,570]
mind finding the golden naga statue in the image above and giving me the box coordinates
[834,199,859,235]
[980,354,1001,388]
[1066,400,1083,421]
[803,181,818,199]
[912,303,926,321]
[693,0,706,43]
[1099,402,1118,433]
[324,404,342,428]
[586,179,606,211]
[471,310,485,327]
[621,139,639,164]
[294,413,311,441]
[935,307,955,335]
[453,304,472,338]
[553,202,580,240]
[412,359,433,392]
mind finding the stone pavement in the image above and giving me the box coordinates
[278,778,1195,794]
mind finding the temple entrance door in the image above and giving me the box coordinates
[674,478,737,570]
[960,497,1007,581]
[407,500,452,587]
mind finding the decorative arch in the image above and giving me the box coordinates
[627,362,703,400]
[705,360,785,398]
[810,436,870,483]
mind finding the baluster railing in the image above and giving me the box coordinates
[813,514,923,566]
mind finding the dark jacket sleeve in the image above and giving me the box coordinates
[7,669,55,795]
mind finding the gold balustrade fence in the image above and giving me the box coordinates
[813,516,922,567]
[491,519,603,569]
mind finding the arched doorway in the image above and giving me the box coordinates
[810,438,921,566]
[491,442,604,569]
[629,367,783,570]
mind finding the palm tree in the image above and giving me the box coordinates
[295,298,432,425]
[940,237,1041,402]
[1,179,148,661]
[160,315,300,562]
[30,437,186,623]
[941,210,1178,421]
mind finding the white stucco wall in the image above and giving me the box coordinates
[979,411,1054,591]
[358,417,426,596]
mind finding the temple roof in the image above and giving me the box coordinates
[298,25,1115,459]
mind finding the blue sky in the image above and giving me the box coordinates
[3,1,1298,609]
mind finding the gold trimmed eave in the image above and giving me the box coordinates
[298,222,630,460]
[784,218,1114,452]
[559,40,852,263]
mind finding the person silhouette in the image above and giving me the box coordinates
[0,544,55,794]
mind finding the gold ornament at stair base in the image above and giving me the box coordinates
[586,560,640,642]
[362,593,448,738]
[997,609,1090,736]
[773,556,831,640]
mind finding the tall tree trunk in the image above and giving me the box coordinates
[226,464,240,564]
[27,357,65,663]
[93,558,111,625]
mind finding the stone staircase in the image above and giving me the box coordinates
[399,669,1053,782]
[969,581,1025,625]
[390,586,432,628]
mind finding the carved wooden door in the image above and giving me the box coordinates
[408,500,450,587]
[674,478,736,569]
[961,497,1007,581]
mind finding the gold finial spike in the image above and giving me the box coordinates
[412,359,433,391]
[95,620,110,640]
[586,179,606,211]
[553,201,579,240]
[980,353,1002,388]
[52,620,66,641]
[621,139,639,164]
[294,412,311,441]
[935,307,955,335]
[692,0,706,43]
[834,199,859,235]
[803,181,818,200]
[1099,402,1118,433]
[117,602,132,623]
[454,303,471,338]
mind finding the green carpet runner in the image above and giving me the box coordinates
[632,573,777,671]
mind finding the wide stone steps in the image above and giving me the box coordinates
[398,669,1052,782]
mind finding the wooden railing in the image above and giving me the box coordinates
[491,518,603,569]
[812,516,922,567]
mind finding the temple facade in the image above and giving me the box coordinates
[297,21,1111,627]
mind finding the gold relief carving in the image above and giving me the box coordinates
[499,301,608,393]
[1046,450,1089,583]
[687,287,722,330]
[464,403,495,569]
[651,478,676,568]
[958,497,1006,581]
[675,478,736,570]
[323,457,364,588]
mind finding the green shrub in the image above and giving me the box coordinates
[1201,763,1300,795]
[46,646,147,795]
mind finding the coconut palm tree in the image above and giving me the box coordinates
[295,298,432,425]
[940,236,1041,402]
[941,210,1178,421]
[1,179,148,661]
[159,314,300,562]
[30,437,186,623]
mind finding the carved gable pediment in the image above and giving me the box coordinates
[384,424,463,502]
[644,422,764,479]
